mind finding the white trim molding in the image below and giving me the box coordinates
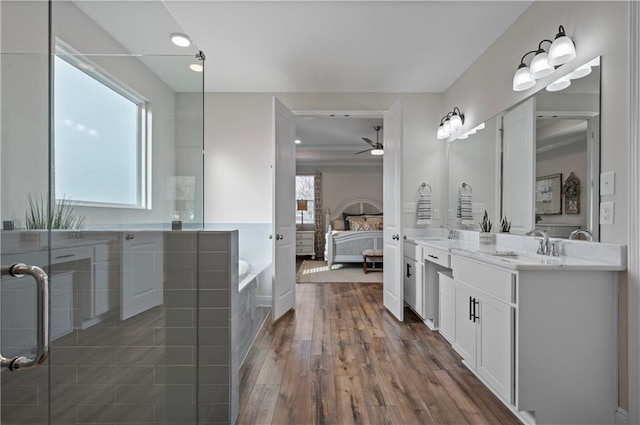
[628,1,640,423]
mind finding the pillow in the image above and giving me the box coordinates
[351,220,373,231]
[347,216,367,231]
[331,219,345,231]
[365,216,383,230]
[342,213,364,230]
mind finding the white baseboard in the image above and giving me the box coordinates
[616,408,629,425]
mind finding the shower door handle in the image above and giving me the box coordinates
[0,263,49,371]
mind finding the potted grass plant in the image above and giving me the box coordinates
[479,210,493,244]
[500,216,511,233]
[25,193,85,229]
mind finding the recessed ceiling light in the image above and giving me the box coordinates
[295,139,301,144]
[189,63,203,73]
[170,33,191,47]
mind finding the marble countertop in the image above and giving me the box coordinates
[407,237,626,271]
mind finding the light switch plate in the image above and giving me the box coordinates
[433,209,440,220]
[601,171,615,196]
[403,202,417,213]
[600,201,614,224]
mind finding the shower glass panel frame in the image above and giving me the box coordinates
[1,1,209,423]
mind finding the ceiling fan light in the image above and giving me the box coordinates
[371,149,384,156]
[294,139,301,144]
[546,76,571,92]
[189,63,203,72]
[530,50,554,79]
[567,63,591,79]
[513,64,536,91]
[548,26,576,66]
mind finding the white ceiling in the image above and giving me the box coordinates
[163,1,533,93]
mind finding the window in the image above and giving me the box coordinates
[295,175,315,225]
[54,49,148,208]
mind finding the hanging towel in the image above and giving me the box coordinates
[457,192,473,222]
[416,194,432,224]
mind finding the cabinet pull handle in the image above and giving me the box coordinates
[0,263,49,371]
[406,263,412,278]
[473,299,480,323]
[55,254,75,260]
[469,296,473,321]
[428,254,439,260]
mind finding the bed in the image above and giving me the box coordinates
[324,198,383,266]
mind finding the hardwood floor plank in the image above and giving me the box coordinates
[255,312,295,385]
[271,340,312,425]
[311,300,333,355]
[236,384,279,425]
[239,347,269,408]
[367,405,404,425]
[307,354,338,425]
[350,329,396,407]
[331,319,357,376]
[335,374,371,425]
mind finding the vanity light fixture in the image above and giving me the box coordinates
[450,122,485,142]
[548,25,576,66]
[170,32,192,47]
[371,148,384,155]
[436,107,465,140]
[566,62,592,80]
[512,25,576,92]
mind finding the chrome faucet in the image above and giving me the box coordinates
[442,224,456,240]
[525,228,556,256]
[569,229,593,241]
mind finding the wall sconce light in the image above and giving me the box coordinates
[512,25,576,92]
[436,107,464,140]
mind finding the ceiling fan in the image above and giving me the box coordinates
[355,125,384,155]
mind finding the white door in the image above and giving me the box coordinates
[272,97,296,321]
[121,232,164,320]
[383,99,403,321]
[502,97,536,234]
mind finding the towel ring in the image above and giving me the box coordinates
[459,182,473,194]
[418,182,432,196]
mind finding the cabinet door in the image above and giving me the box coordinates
[439,273,455,344]
[477,295,514,404]
[454,282,476,367]
[403,258,416,310]
[93,260,112,317]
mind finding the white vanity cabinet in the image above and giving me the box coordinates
[438,272,455,343]
[448,252,617,425]
[452,256,514,403]
[403,241,423,317]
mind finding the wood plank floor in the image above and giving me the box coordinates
[237,282,522,425]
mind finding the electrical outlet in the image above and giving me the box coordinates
[472,203,486,214]
[433,209,440,220]
[403,202,417,213]
[601,172,615,196]
[600,201,615,224]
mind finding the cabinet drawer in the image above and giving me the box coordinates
[451,256,514,303]
[403,242,421,262]
[297,240,313,247]
[296,246,314,254]
[296,232,314,241]
[423,246,450,268]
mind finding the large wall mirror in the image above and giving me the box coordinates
[447,56,601,241]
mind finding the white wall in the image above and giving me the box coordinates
[296,165,383,227]
[204,93,444,228]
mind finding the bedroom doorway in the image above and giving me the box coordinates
[294,112,384,285]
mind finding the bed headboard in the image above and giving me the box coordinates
[325,198,383,231]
